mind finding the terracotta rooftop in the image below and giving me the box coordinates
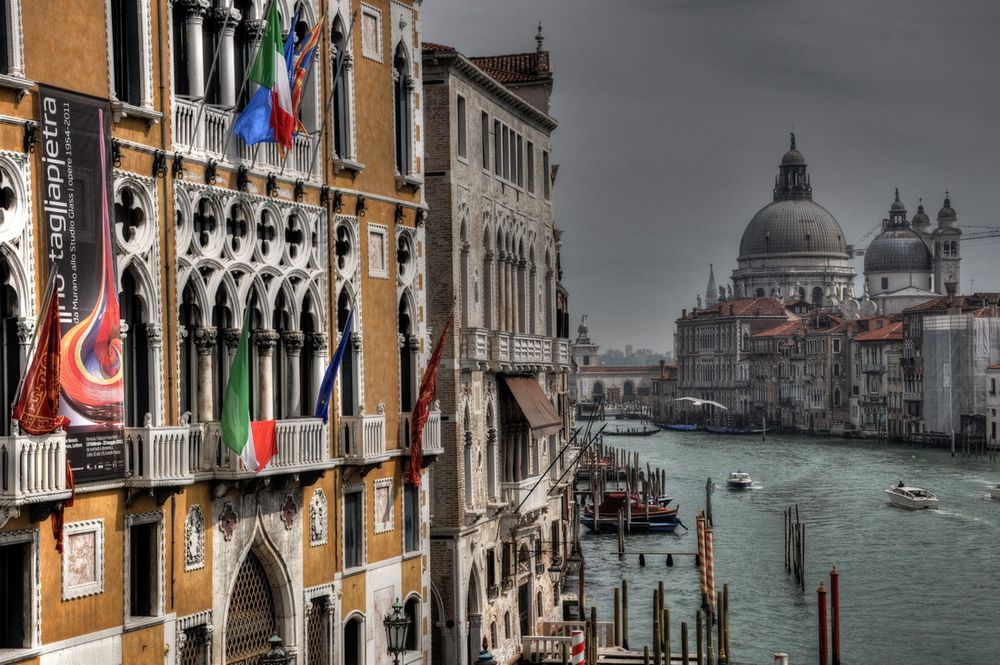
[682,297,788,320]
[422,42,457,53]
[469,51,551,84]
[903,293,1000,315]
[853,322,903,342]
[753,320,804,338]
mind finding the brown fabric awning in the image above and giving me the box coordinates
[503,376,562,437]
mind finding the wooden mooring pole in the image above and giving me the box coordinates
[818,581,829,665]
[622,578,630,650]
[830,565,841,665]
[696,609,705,665]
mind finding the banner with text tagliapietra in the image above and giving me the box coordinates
[39,87,124,483]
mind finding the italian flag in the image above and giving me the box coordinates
[249,2,295,149]
[221,311,277,473]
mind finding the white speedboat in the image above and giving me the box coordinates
[727,471,752,490]
[989,482,1000,501]
[885,483,939,510]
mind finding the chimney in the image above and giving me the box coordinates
[682,309,687,319]
[659,359,666,378]
[946,281,958,306]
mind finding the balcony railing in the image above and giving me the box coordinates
[125,425,194,488]
[340,412,388,465]
[553,338,571,366]
[172,98,319,180]
[863,364,887,374]
[0,431,72,505]
[398,404,443,457]
[461,328,566,370]
[206,418,330,478]
[502,476,549,515]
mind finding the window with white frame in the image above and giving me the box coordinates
[493,119,501,174]
[403,483,419,553]
[367,223,389,279]
[108,0,151,109]
[0,528,38,651]
[374,478,394,533]
[125,512,163,620]
[0,1,25,81]
[343,486,364,570]
[331,12,354,160]
[393,41,413,175]
[360,4,382,61]
[457,94,467,160]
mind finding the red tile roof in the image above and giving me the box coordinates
[753,320,804,338]
[469,51,550,84]
[853,322,903,342]
[683,297,788,320]
[422,42,456,53]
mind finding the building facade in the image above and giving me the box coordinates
[0,1,437,664]
[422,37,575,665]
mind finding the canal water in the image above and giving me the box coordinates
[576,423,1000,664]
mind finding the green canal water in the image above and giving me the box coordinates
[576,423,1000,664]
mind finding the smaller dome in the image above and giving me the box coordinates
[781,149,805,166]
[937,193,957,225]
[889,188,905,213]
[911,203,930,229]
[865,229,932,273]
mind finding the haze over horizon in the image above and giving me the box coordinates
[422,0,1000,351]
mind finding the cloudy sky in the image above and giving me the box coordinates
[422,0,1000,352]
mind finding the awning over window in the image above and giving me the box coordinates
[502,376,562,437]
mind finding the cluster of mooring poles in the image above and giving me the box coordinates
[815,566,843,665]
[784,505,805,591]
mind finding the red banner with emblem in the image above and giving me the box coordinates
[406,314,452,486]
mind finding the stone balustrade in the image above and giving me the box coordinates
[501,476,549,515]
[340,412,389,465]
[460,327,570,371]
[399,405,443,457]
[172,97,319,179]
[0,431,72,505]
[125,425,194,488]
[206,417,330,479]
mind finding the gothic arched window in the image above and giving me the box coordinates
[331,13,353,158]
[393,41,412,175]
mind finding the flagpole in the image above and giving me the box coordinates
[186,0,238,157]
[220,0,279,160]
[306,11,358,181]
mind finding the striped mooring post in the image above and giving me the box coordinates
[571,630,585,665]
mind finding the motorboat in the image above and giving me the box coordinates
[989,482,1000,501]
[727,471,753,490]
[605,423,660,437]
[885,483,939,510]
[580,514,678,533]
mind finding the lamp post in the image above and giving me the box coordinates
[259,635,291,665]
[383,598,411,665]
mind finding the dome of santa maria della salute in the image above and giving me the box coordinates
[730,135,855,304]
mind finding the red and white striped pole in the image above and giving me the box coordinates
[705,524,716,613]
[571,629,585,665]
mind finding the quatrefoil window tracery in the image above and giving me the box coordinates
[285,213,306,264]
[0,170,16,228]
[257,208,279,260]
[226,204,250,256]
[397,232,414,286]
[335,222,356,277]
[115,186,145,245]
[193,197,217,249]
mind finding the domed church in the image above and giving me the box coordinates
[864,190,961,314]
[731,135,855,305]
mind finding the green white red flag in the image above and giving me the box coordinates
[221,310,277,472]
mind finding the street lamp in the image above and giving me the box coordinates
[476,637,497,664]
[383,598,411,665]
[564,549,582,576]
[259,635,291,665]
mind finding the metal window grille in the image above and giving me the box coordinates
[180,626,209,665]
[306,598,329,665]
[225,552,277,665]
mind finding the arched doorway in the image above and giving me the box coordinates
[623,381,635,400]
[466,568,482,665]
[592,382,604,400]
[225,551,277,664]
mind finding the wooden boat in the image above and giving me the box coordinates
[581,514,678,533]
[885,483,939,510]
[659,423,699,432]
[585,492,679,523]
[604,424,660,437]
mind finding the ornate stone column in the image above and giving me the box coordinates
[495,250,505,332]
[193,327,217,422]
[307,332,328,411]
[255,330,280,420]
[211,6,242,108]
[506,256,515,332]
[281,331,305,418]
[15,317,34,367]
[183,1,210,99]
[146,324,163,426]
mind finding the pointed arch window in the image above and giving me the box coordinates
[0,257,21,437]
[331,13,353,159]
[393,42,412,175]
[120,268,149,427]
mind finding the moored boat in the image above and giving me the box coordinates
[990,482,1000,501]
[659,423,699,432]
[727,471,753,489]
[885,482,939,510]
[580,514,678,533]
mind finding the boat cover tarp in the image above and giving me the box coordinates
[502,376,562,437]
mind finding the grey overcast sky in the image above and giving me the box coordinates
[422,0,1000,352]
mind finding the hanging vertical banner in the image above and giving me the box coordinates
[39,86,124,483]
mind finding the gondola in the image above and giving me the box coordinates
[658,423,699,432]
[604,426,660,437]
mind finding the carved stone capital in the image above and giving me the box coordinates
[176,0,210,20]
[208,6,241,30]
[281,331,306,356]
[223,327,242,350]
[254,329,280,356]
[307,332,328,354]
[146,324,163,349]
[193,326,218,355]
[15,317,34,345]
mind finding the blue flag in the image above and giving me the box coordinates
[314,308,354,423]
[233,16,298,147]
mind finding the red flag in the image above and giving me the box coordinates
[13,272,69,435]
[53,461,75,553]
[407,314,453,486]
